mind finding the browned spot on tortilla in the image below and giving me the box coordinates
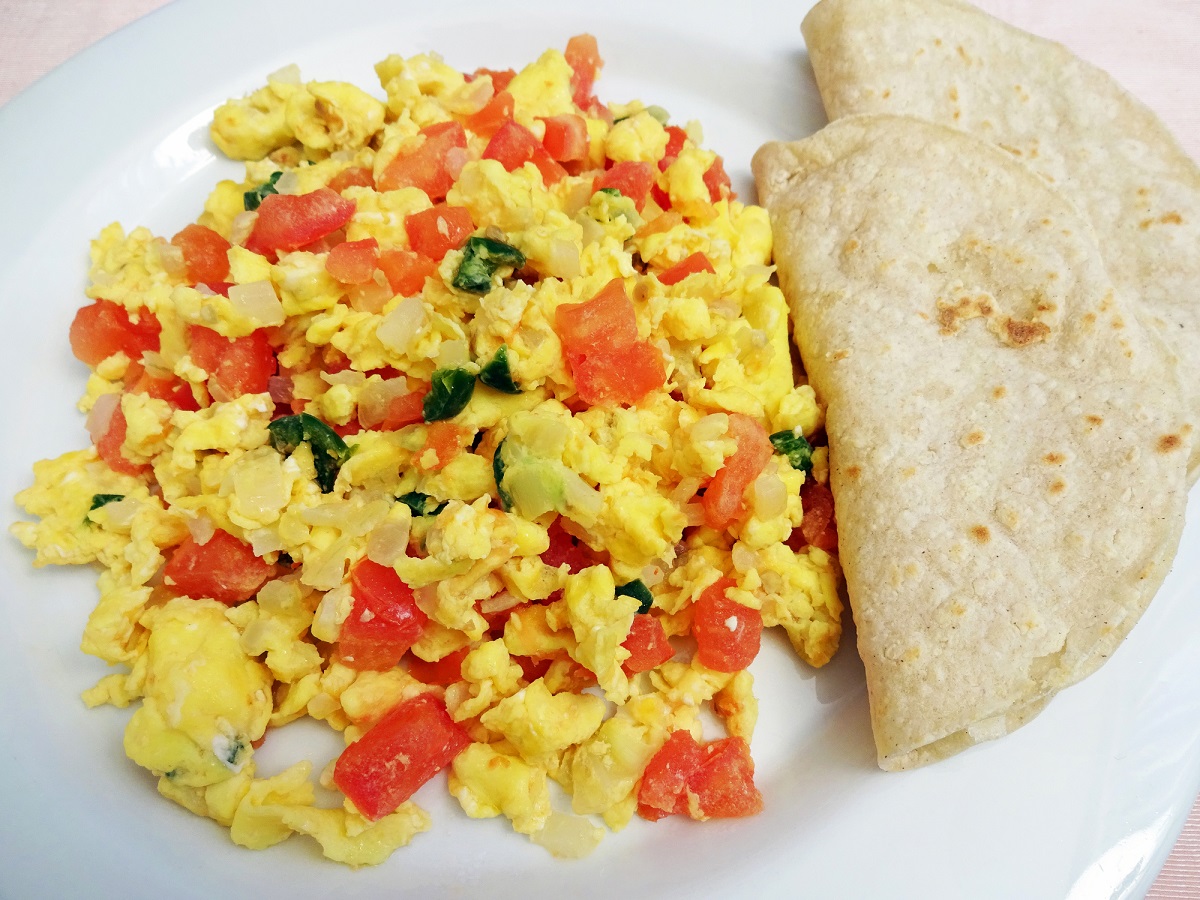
[1085,415,1104,426]
[992,385,1007,399]
[934,38,943,47]
[953,110,961,121]
[882,89,892,99]
[1049,478,1067,495]
[1111,317,1125,329]
[1161,212,1184,225]
[830,348,851,361]
[948,86,959,101]
[962,430,986,447]
[937,294,993,334]
[900,466,917,479]
[1081,311,1097,327]
[1002,318,1051,346]
[1157,433,1184,453]
[1043,452,1065,464]
[957,45,971,63]
[949,600,966,616]
[1139,218,1154,230]
[968,525,991,543]
[999,143,1023,157]
[843,238,860,253]
[1041,218,1052,226]
[1099,294,1114,313]
[844,465,862,480]
[1138,187,1150,196]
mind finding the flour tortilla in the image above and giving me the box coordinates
[753,116,1191,770]
[800,0,1200,481]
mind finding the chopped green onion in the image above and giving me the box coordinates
[493,438,513,512]
[398,492,448,517]
[267,413,350,493]
[596,187,621,198]
[452,235,526,294]
[243,171,283,211]
[423,367,476,421]
[478,345,521,394]
[615,579,654,614]
[769,429,814,473]
[89,493,125,511]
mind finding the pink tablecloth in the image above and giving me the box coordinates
[2,1,1198,896]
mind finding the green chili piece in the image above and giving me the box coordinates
[769,430,814,473]
[478,345,521,394]
[267,412,350,493]
[615,579,654,615]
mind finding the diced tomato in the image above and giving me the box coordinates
[702,413,773,529]
[465,90,514,139]
[514,654,554,683]
[658,125,688,172]
[554,279,665,407]
[416,421,469,471]
[332,693,470,820]
[649,182,672,212]
[377,121,468,200]
[126,362,199,411]
[595,161,655,212]
[370,380,430,431]
[658,252,716,286]
[171,224,231,286]
[327,166,375,193]
[204,282,234,297]
[704,157,734,203]
[377,249,439,297]
[163,529,272,605]
[541,518,596,574]
[621,614,674,675]
[325,237,379,284]
[187,325,276,399]
[555,278,638,354]
[337,559,429,671]
[637,730,704,821]
[539,114,589,162]
[686,736,762,818]
[404,204,474,262]
[789,479,839,553]
[482,120,567,185]
[95,402,147,477]
[69,299,161,367]
[467,67,516,92]
[692,576,762,673]
[564,34,603,110]
[407,646,471,686]
[244,188,356,261]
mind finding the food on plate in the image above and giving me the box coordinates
[753,115,1191,770]
[800,0,1200,480]
[11,35,843,864]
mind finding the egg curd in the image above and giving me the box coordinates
[12,35,842,866]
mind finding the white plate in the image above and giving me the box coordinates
[2,2,1198,898]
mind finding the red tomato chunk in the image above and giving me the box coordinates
[595,161,655,212]
[187,325,276,400]
[702,413,773,529]
[540,114,589,162]
[483,119,567,186]
[621,614,674,675]
[657,251,716,286]
[692,576,762,672]
[164,529,272,605]
[637,731,762,821]
[465,90,515,139]
[637,729,703,821]
[326,166,375,193]
[789,480,839,553]
[337,559,428,671]
[95,403,147,477]
[69,299,160,367]
[244,188,356,261]
[333,693,471,820]
[404,204,474,262]
[377,121,467,199]
[377,249,439,298]
[325,237,379,285]
[171,223,231,286]
[564,34,603,111]
[406,646,470,687]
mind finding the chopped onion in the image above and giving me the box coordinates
[377,296,428,353]
[436,339,469,370]
[530,812,604,859]
[358,376,411,428]
[228,280,285,326]
[752,471,788,520]
[578,215,604,247]
[445,147,469,182]
[479,591,521,616]
[86,392,120,444]
[154,241,187,278]
[268,63,302,85]
[322,368,364,386]
[691,413,729,445]
[562,180,594,218]
[641,563,665,588]
[446,76,494,115]
[546,239,581,280]
[683,503,707,527]
[230,211,257,246]
[731,542,757,573]
[274,170,301,195]
[670,477,701,505]
[367,517,412,566]
[185,513,216,545]
[101,496,140,528]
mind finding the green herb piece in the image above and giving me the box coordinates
[89,493,125,512]
[243,171,283,211]
[493,438,513,512]
[398,492,448,517]
[644,105,670,125]
[478,345,521,394]
[615,579,654,614]
[597,187,621,198]
[267,412,350,493]
[770,429,814,473]
[452,235,526,294]
[423,367,476,421]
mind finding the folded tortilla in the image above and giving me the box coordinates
[800,0,1200,481]
[753,115,1191,769]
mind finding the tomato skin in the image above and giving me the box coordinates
[327,166,375,193]
[702,413,773,529]
[539,114,589,162]
[637,729,704,821]
[369,380,430,431]
[415,421,469,472]
[377,249,438,297]
[467,67,516,92]
[482,120,567,185]
[621,614,674,675]
[333,693,470,820]
[404,204,474,262]
[407,646,471,686]
[564,34,603,110]
[377,121,468,199]
[164,529,272,605]
[555,278,638,353]
[686,736,763,818]
[126,361,199,411]
[69,299,161,367]
[187,326,276,399]
[658,251,716,286]
[595,161,655,212]
[95,402,147,476]
[338,559,429,671]
[244,188,356,261]
[704,157,734,203]
[540,518,596,573]
[692,577,762,673]
[789,480,839,553]
[465,90,514,139]
[171,224,231,286]
[325,237,379,284]
[658,125,688,172]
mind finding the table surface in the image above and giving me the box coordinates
[2,1,1198,896]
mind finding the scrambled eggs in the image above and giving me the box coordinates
[12,35,842,866]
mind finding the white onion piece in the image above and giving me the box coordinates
[578,215,604,247]
[546,239,581,280]
[562,180,595,218]
[479,592,520,616]
[367,518,412,566]
[154,241,187,278]
[445,147,469,181]
[731,542,757,573]
[100,496,139,528]
[530,812,604,859]
[691,413,729,444]
[268,374,294,405]
[321,368,364,386]
[358,377,411,428]
[682,503,706,528]
[641,563,665,588]
[186,513,216,545]
[436,339,469,370]
[670,477,701,505]
[377,296,428,351]
[86,392,120,444]
[274,170,301,195]
[446,76,493,115]
[752,471,788,520]
[268,63,302,85]
[228,280,285,326]
[230,211,257,246]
